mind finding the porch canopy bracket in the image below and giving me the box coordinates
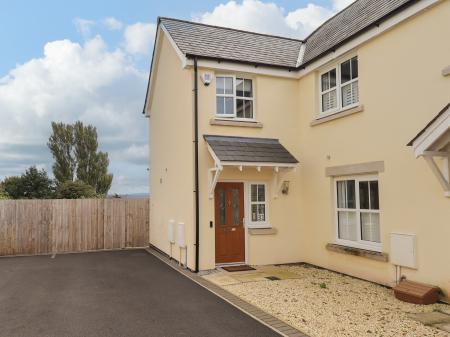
[205,135,299,199]
[408,103,450,197]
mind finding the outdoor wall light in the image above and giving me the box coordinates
[281,181,290,195]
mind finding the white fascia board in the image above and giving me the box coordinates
[296,0,440,78]
[195,59,297,79]
[413,107,450,157]
[220,161,298,168]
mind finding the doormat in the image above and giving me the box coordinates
[222,265,256,272]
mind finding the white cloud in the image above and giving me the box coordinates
[113,144,149,165]
[73,18,96,37]
[0,36,149,194]
[196,1,290,36]
[194,0,355,38]
[123,22,156,55]
[332,0,355,10]
[285,4,333,35]
[103,17,123,30]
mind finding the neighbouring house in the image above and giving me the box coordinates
[144,0,450,301]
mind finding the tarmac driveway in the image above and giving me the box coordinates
[0,249,279,337]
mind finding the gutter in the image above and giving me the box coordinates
[193,58,200,273]
[185,53,297,72]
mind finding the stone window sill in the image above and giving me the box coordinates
[248,228,277,235]
[210,119,263,128]
[326,243,388,262]
[310,105,364,126]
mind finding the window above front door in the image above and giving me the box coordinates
[216,75,255,120]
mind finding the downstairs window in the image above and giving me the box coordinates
[249,183,268,227]
[335,176,381,251]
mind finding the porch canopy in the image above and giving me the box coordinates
[408,103,450,197]
[204,135,299,199]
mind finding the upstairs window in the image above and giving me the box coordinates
[340,57,359,108]
[321,69,337,112]
[216,76,254,120]
[320,56,359,115]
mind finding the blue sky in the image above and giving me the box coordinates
[0,0,351,194]
[0,0,334,74]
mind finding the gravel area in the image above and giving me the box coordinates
[223,264,450,337]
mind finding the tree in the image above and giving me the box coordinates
[0,182,10,199]
[2,176,22,199]
[73,122,113,195]
[47,122,76,184]
[55,180,97,199]
[2,167,54,199]
[48,121,113,195]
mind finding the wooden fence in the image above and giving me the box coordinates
[0,199,149,257]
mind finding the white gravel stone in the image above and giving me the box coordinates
[222,265,450,337]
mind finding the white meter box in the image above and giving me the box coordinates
[177,222,186,248]
[390,233,417,269]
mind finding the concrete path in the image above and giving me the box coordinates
[0,250,279,337]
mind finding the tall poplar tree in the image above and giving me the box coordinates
[47,121,113,196]
[47,122,75,183]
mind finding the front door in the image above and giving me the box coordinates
[215,182,245,264]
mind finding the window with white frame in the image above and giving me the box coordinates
[216,76,254,119]
[249,183,267,226]
[335,176,381,251]
[320,56,359,115]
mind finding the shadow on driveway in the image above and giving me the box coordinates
[0,249,279,337]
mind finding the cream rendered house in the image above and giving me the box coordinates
[144,0,450,301]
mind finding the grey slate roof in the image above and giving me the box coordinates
[158,0,417,68]
[302,0,413,65]
[204,135,299,164]
[159,17,302,69]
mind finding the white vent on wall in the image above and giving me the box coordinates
[390,233,417,269]
[177,222,186,248]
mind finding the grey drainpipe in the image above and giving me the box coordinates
[193,58,200,273]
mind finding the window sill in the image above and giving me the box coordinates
[326,243,388,262]
[210,118,263,128]
[310,105,364,126]
[248,227,277,235]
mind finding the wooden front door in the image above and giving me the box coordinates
[215,182,245,264]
